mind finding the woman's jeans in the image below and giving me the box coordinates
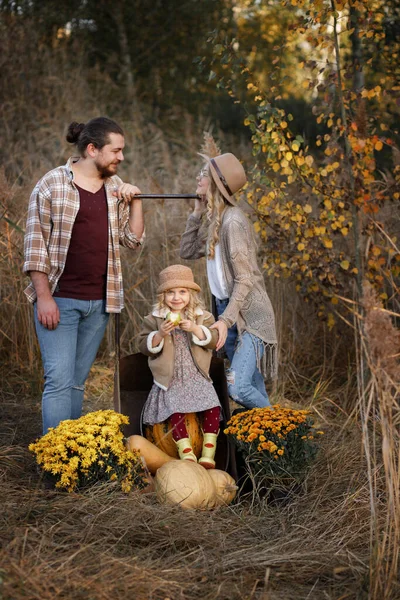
[215,298,270,409]
[34,297,109,434]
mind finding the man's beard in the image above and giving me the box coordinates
[96,160,119,179]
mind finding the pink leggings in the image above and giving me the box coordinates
[170,407,220,441]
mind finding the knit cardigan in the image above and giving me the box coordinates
[180,206,278,379]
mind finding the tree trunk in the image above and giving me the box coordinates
[112,1,134,95]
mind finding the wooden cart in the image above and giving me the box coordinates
[115,352,237,479]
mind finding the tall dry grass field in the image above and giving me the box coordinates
[1,16,399,600]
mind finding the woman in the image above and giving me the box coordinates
[180,153,277,409]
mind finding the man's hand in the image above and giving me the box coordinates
[37,296,60,330]
[114,183,141,203]
[210,320,228,351]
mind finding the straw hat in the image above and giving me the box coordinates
[204,153,247,205]
[157,264,201,294]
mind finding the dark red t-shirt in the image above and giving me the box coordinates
[54,184,108,300]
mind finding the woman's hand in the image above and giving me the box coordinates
[193,195,207,218]
[210,320,228,351]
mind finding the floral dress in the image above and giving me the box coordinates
[142,328,221,425]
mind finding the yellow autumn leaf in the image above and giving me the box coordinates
[280,121,288,129]
[254,222,261,234]
[341,227,349,236]
[303,204,312,214]
[298,243,305,251]
[285,152,293,161]
[374,141,383,151]
[305,155,314,167]
[323,238,333,249]
[340,260,350,270]
[303,253,310,261]
[272,163,280,172]
[292,142,300,152]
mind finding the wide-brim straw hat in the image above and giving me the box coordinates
[157,264,201,294]
[200,152,247,205]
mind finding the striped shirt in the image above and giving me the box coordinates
[23,157,144,313]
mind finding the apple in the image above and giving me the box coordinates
[166,311,181,325]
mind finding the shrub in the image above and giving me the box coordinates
[29,410,146,493]
[224,405,323,482]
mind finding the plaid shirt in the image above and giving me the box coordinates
[23,157,144,313]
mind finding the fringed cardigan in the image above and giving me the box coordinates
[180,206,278,379]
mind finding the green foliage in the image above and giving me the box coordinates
[207,0,400,324]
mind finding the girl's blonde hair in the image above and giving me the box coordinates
[153,288,205,322]
[205,174,228,259]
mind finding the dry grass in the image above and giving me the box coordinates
[1,381,380,600]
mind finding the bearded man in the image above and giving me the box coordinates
[23,117,144,433]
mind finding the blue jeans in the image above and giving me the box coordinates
[34,298,109,434]
[215,298,270,409]
[215,298,238,363]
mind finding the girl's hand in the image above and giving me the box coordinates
[180,320,207,341]
[210,320,228,351]
[179,318,195,333]
[158,319,176,338]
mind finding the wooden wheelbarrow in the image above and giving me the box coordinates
[114,348,237,479]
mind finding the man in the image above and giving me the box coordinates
[23,117,144,434]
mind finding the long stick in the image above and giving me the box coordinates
[134,194,200,199]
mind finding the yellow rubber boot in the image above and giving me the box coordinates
[199,432,218,469]
[175,437,197,462]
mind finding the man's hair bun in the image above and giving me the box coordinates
[66,122,86,144]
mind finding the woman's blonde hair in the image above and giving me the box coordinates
[205,174,228,259]
[153,289,205,322]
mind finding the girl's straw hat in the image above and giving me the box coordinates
[157,264,201,294]
[203,152,247,205]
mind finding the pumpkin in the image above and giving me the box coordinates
[155,460,217,510]
[207,469,238,506]
[144,412,203,459]
[126,435,176,474]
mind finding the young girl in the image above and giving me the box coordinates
[180,153,278,410]
[139,264,221,468]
